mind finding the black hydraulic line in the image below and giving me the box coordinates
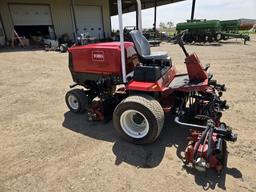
[193,126,210,160]
[207,127,214,160]
[69,83,78,88]
[201,131,209,157]
[216,138,223,154]
[190,0,196,21]
[174,116,237,142]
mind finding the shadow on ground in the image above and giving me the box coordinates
[186,43,222,47]
[183,164,242,190]
[185,40,248,46]
[62,111,116,143]
[220,41,247,45]
[62,111,242,190]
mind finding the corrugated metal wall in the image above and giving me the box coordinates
[73,0,111,38]
[0,0,111,40]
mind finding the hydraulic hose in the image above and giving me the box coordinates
[193,125,210,160]
[207,127,214,160]
[174,116,207,130]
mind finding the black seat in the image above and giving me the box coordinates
[130,30,168,60]
[130,30,171,66]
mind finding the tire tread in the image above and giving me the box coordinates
[113,94,164,144]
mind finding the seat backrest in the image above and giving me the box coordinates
[130,30,151,57]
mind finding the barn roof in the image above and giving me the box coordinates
[110,0,185,15]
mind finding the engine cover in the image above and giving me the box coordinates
[68,42,138,76]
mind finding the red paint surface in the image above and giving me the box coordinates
[185,53,208,82]
[127,66,176,92]
[68,42,135,75]
[185,131,223,172]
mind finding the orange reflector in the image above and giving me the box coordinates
[150,84,161,91]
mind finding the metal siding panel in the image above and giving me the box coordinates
[0,0,13,39]
[73,0,111,37]
[50,0,74,39]
[0,19,6,46]
[74,5,103,39]
[0,0,111,40]
[9,4,52,26]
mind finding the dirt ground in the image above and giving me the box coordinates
[0,36,255,192]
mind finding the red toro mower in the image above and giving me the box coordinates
[65,0,237,173]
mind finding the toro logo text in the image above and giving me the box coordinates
[92,51,104,62]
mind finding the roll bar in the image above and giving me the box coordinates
[117,0,142,83]
[136,0,143,32]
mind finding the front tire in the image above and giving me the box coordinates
[65,89,88,113]
[113,94,164,144]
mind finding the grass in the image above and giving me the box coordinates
[158,28,176,37]
[239,30,256,34]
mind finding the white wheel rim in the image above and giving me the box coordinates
[68,95,79,110]
[120,110,149,139]
[216,34,221,40]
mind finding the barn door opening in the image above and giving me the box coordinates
[9,4,55,42]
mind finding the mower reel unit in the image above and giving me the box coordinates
[65,0,237,173]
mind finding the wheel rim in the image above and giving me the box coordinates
[68,95,79,110]
[120,110,149,139]
[216,33,221,41]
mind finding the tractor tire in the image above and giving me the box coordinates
[60,44,68,53]
[113,94,164,144]
[65,89,88,113]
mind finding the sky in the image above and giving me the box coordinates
[111,0,256,29]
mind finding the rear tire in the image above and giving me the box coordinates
[65,89,88,113]
[60,44,68,53]
[113,94,164,144]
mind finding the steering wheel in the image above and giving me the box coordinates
[172,30,188,45]
[172,30,189,57]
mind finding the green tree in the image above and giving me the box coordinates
[167,21,174,28]
[159,22,166,29]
